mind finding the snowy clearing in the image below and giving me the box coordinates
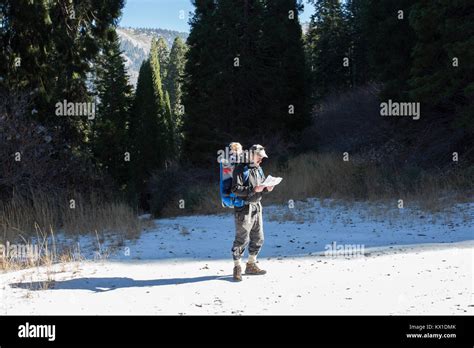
[1,199,473,315]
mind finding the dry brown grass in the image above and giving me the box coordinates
[158,152,472,217]
[1,226,57,272]
[0,190,144,243]
[0,190,148,271]
[160,184,224,217]
[263,152,472,210]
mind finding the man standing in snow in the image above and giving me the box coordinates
[231,144,274,281]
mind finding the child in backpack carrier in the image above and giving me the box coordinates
[220,142,243,203]
[228,142,243,165]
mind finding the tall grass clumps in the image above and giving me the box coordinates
[264,153,473,211]
[0,189,145,263]
[154,152,473,217]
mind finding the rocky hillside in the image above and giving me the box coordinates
[117,27,188,86]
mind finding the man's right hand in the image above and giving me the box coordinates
[253,185,265,192]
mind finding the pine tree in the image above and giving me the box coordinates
[128,39,172,205]
[154,37,170,83]
[165,38,187,121]
[260,0,310,134]
[182,0,221,164]
[92,28,133,188]
[150,37,173,158]
[358,0,417,99]
[182,0,309,165]
[344,0,370,87]
[129,60,161,205]
[305,0,351,101]
[408,0,474,129]
[0,0,52,96]
[0,0,125,143]
[164,37,187,154]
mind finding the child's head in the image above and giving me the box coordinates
[229,142,243,155]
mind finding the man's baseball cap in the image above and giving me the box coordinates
[250,144,268,158]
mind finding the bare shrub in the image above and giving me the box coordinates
[301,83,388,154]
[0,89,106,202]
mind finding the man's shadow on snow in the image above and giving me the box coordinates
[10,275,235,292]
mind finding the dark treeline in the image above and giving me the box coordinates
[306,0,473,123]
[1,0,127,204]
[0,0,187,210]
[303,0,473,169]
[182,0,310,165]
[1,0,472,216]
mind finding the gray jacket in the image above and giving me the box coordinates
[231,163,269,210]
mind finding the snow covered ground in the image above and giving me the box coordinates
[1,199,473,315]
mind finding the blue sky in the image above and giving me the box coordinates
[119,0,313,33]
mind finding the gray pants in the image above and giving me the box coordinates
[232,202,264,260]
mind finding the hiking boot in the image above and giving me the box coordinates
[233,265,242,282]
[245,262,267,275]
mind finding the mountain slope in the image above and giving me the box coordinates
[117,27,188,86]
